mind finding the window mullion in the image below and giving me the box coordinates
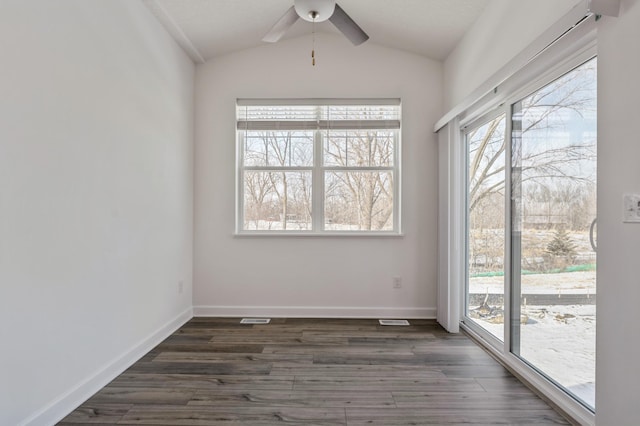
[313,130,324,231]
[503,103,513,355]
[394,130,400,233]
[236,130,245,234]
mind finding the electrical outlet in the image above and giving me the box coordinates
[393,277,402,289]
[178,280,184,294]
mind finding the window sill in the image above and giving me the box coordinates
[234,231,404,238]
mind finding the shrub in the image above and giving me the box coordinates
[545,228,577,269]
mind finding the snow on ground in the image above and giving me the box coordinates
[475,305,595,408]
[470,270,596,408]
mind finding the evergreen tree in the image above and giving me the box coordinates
[546,228,577,258]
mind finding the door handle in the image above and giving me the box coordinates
[589,217,597,252]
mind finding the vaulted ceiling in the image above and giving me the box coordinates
[143,0,490,63]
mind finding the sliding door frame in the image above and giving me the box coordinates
[461,107,512,353]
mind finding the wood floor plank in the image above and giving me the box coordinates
[303,331,437,339]
[392,391,557,410]
[152,352,313,364]
[85,388,195,405]
[283,318,376,327]
[187,390,395,408]
[263,344,416,356]
[293,376,486,392]
[125,361,272,376]
[119,406,346,425]
[439,364,512,378]
[410,343,494,355]
[253,324,377,332]
[345,408,569,425]
[160,335,213,345]
[475,376,543,394]
[153,343,265,353]
[208,334,349,345]
[172,328,258,336]
[57,403,132,424]
[269,364,446,378]
[109,373,295,391]
[312,353,488,366]
[347,337,437,345]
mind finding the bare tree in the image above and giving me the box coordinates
[244,171,273,228]
[325,130,394,230]
[243,131,313,230]
[468,59,597,274]
[468,60,596,215]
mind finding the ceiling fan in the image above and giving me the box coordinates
[263,0,369,46]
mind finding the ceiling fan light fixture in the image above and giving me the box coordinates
[294,0,336,22]
[263,0,368,46]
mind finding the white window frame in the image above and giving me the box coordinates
[236,99,402,236]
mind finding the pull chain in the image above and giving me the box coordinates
[311,16,316,66]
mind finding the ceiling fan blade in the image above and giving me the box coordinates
[263,6,299,43]
[329,3,369,46]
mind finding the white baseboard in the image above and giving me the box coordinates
[22,307,193,426]
[193,305,436,319]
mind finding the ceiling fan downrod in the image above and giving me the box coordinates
[311,13,316,66]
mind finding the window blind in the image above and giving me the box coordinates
[236,100,401,131]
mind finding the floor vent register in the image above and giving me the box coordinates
[379,319,410,326]
[240,318,271,324]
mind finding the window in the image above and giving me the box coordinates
[237,99,401,234]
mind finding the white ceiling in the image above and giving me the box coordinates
[143,0,490,63]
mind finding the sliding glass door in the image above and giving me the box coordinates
[511,58,597,408]
[465,113,507,342]
[465,57,597,410]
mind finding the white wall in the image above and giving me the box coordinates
[443,0,579,110]
[194,34,442,318]
[0,1,194,424]
[595,1,640,423]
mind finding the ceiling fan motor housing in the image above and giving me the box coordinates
[294,0,336,22]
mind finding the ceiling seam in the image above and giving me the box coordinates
[149,0,206,64]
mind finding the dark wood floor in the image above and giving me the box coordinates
[59,318,570,425]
